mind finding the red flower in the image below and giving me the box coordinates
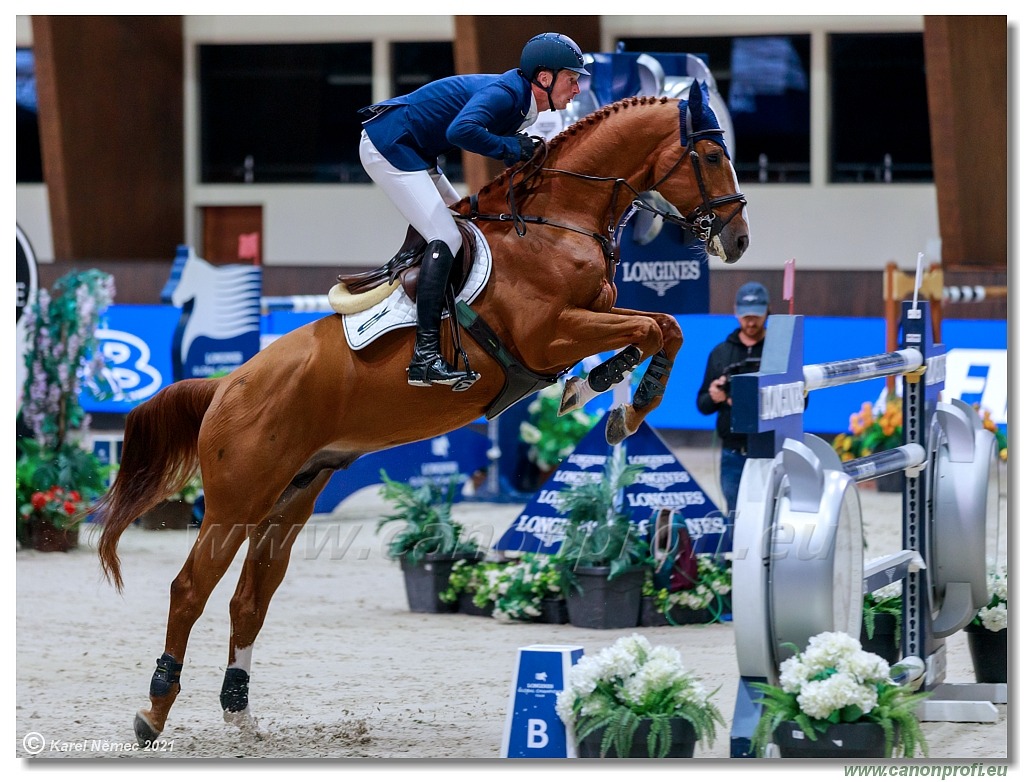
[31,492,47,510]
[63,501,77,515]
[69,490,82,502]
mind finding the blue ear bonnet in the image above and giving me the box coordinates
[680,81,730,159]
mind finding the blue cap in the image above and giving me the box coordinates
[735,282,769,317]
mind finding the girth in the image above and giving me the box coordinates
[455,301,562,419]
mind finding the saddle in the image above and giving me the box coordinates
[337,222,478,303]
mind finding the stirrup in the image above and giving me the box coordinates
[407,355,464,387]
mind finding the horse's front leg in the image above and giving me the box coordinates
[540,307,675,442]
[605,309,683,443]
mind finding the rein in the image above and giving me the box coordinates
[460,122,746,274]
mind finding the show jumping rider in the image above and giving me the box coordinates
[358,32,589,388]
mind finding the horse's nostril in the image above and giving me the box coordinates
[737,234,749,253]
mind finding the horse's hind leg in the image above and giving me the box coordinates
[220,473,331,729]
[134,516,251,743]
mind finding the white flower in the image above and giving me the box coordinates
[979,605,1007,633]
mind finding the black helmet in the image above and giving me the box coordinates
[520,33,590,80]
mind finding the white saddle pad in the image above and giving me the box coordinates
[342,221,492,351]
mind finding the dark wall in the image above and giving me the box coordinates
[32,16,184,261]
[923,15,1007,269]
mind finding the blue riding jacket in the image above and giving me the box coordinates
[360,69,535,171]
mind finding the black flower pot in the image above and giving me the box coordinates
[774,720,891,758]
[965,624,1007,683]
[640,596,669,627]
[860,612,901,665]
[566,566,643,629]
[400,554,460,614]
[577,717,697,758]
[457,592,494,617]
[540,597,569,624]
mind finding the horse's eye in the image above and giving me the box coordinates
[706,152,720,165]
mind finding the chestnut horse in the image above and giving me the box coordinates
[96,84,749,743]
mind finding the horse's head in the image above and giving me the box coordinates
[649,82,749,264]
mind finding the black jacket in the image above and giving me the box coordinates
[696,328,765,451]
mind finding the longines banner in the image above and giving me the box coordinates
[493,413,728,556]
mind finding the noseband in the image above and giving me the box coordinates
[643,127,747,243]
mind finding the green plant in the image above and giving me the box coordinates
[440,558,500,608]
[972,564,1007,632]
[643,554,732,621]
[863,580,903,644]
[441,553,565,622]
[553,449,650,582]
[375,470,481,565]
[750,631,930,758]
[555,633,724,758]
[519,382,601,471]
[167,473,203,504]
[17,269,116,543]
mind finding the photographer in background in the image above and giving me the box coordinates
[697,281,770,520]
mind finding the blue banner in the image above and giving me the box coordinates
[614,218,710,313]
[82,305,1007,435]
[312,428,490,514]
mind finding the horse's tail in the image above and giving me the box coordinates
[95,378,219,592]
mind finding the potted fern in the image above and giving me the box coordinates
[553,450,650,629]
[376,470,482,613]
[556,634,724,757]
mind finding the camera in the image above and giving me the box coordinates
[720,357,761,395]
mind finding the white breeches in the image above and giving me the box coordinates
[359,131,463,256]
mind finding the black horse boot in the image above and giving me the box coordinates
[407,240,466,387]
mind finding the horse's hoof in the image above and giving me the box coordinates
[134,711,161,744]
[223,706,259,733]
[605,406,629,445]
[558,377,582,415]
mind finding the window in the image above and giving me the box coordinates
[199,43,373,184]
[617,35,811,183]
[198,40,460,185]
[829,33,931,183]
[390,41,461,181]
[17,47,43,183]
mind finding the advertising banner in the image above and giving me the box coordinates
[493,413,727,555]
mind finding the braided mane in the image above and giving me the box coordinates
[474,95,673,199]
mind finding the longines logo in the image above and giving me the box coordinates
[620,260,701,297]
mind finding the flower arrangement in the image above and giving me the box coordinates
[519,382,601,472]
[863,579,903,645]
[750,631,930,758]
[555,633,724,758]
[375,470,481,565]
[972,565,1007,633]
[441,553,563,622]
[833,395,902,462]
[17,269,116,547]
[644,554,732,619]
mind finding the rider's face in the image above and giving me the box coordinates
[540,70,581,109]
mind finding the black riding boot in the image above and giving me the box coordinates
[407,240,466,387]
